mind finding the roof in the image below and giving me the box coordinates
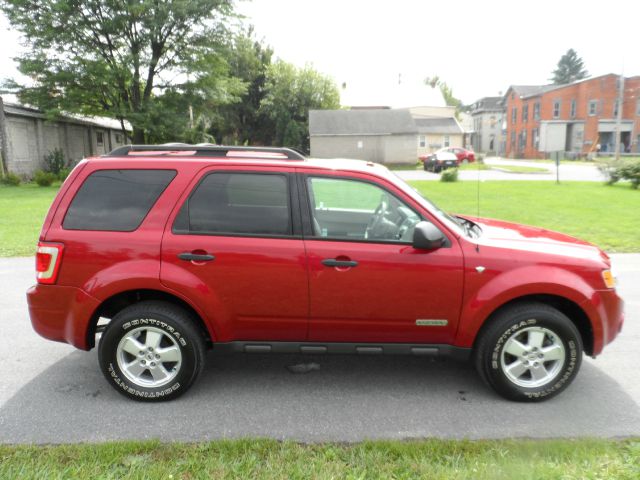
[508,85,557,99]
[471,96,504,113]
[414,117,462,134]
[309,109,463,136]
[309,109,416,135]
[1,99,132,131]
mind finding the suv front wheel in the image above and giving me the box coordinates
[98,301,206,401]
[474,302,583,402]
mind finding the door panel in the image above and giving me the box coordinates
[161,168,309,342]
[306,240,463,343]
[302,173,464,344]
[161,235,308,341]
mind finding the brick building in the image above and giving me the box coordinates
[504,74,640,159]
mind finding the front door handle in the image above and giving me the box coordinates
[178,252,216,262]
[322,258,358,268]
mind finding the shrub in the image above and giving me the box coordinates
[601,160,640,189]
[57,167,72,181]
[619,162,640,189]
[34,170,57,187]
[44,148,66,176]
[440,168,458,182]
[0,172,21,186]
[597,159,622,185]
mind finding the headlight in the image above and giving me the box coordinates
[602,269,616,289]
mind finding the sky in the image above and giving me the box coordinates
[1,0,639,106]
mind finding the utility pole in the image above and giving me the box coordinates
[614,74,624,161]
[0,96,9,177]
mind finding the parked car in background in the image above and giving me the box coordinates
[446,147,476,164]
[420,150,459,172]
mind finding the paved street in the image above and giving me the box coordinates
[396,157,605,182]
[0,255,638,444]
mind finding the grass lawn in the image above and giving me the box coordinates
[409,181,640,253]
[0,183,60,257]
[1,180,639,256]
[1,438,638,479]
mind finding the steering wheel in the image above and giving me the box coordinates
[365,196,389,239]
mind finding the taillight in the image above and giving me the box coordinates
[36,242,64,285]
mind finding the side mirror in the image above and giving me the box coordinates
[413,221,446,250]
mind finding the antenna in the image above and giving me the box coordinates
[476,154,481,253]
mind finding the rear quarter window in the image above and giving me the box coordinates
[63,169,176,231]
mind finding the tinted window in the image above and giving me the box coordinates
[174,172,291,236]
[63,169,176,231]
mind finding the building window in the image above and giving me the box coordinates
[115,133,124,144]
[510,131,516,150]
[518,130,527,151]
[613,100,620,117]
[522,104,528,123]
[511,107,517,124]
[588,100,598,116]
[570,99,576,118]
[443,135,450,147]
[533,102,540,121]
[532,128,539,151]
[96,131,104,146]
[553,101,561,119]
[418,135,426,148]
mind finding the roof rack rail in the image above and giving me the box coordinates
[104,144,306,160]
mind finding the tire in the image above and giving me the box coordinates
[474,302,583,402]
[98,301,206,402]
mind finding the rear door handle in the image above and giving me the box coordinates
[322,258,358,268]
[178,252,216,262]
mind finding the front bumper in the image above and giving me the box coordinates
[584,289,624,356]
[27,284,101,350]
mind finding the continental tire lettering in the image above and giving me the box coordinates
[121,318,188,346]
[523,339,578,399]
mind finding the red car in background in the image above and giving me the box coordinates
[444,147,475,164]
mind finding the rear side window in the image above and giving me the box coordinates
[173,172,291,236]
[63,169,176,231]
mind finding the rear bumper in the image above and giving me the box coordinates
[27,284,101,350]
[585,289,624,356]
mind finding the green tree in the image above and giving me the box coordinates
[259,61,340,152]
[424,75,464,116]
[550,49,589,85]
[210,28,274,145]
[0,0,240,143]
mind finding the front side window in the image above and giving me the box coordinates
[443,135,450,147]
[570,99,577,118]
[533,102,540,120]
[553,101,561,118]
[588,100,598,116]
[307,177,422,243]
[174,172,291,236]
[64,169,176,231]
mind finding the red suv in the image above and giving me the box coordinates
[27,145,624,402]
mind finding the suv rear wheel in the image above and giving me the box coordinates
[474,302,583,402]
[98,301,206,401]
